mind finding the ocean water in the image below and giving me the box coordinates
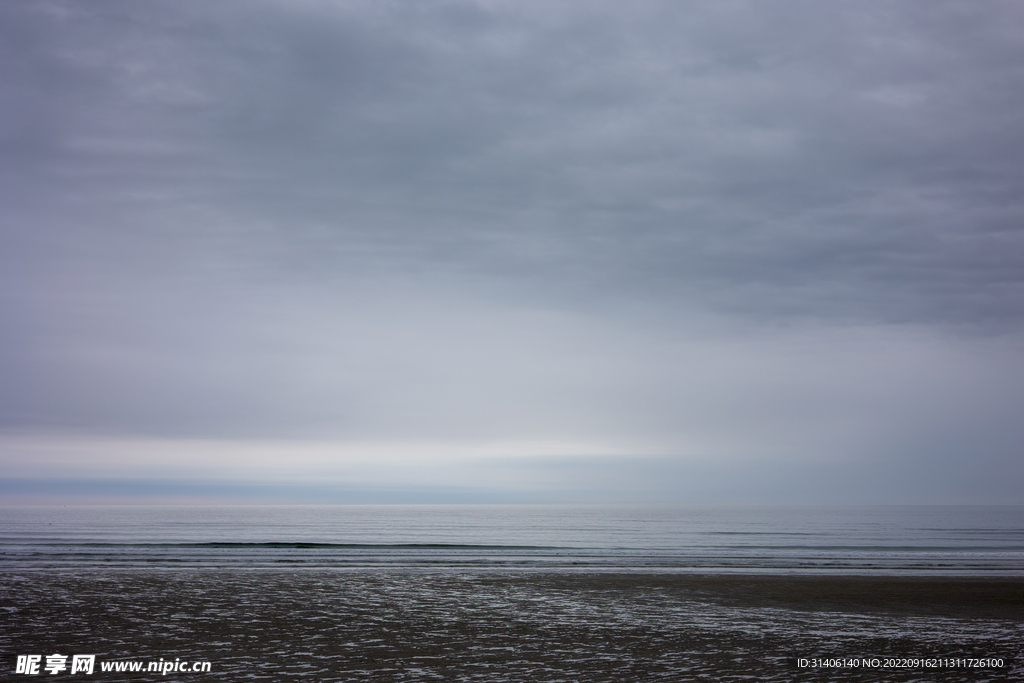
[2,504,1022,574]
[3,506,1023,681]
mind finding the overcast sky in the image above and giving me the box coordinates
[2,0,1023,503]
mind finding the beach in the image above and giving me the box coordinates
[3,570,1021,681]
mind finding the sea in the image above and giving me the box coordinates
[2,504,1022,574]
[3,505,1023,681]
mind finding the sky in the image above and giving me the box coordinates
[2,0,1023,504]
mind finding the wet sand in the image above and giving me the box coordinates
[2,571,1022,681]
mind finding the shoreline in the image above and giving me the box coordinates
[3,570,1021,681]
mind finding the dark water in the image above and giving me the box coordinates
[2,504,1023,573]
[3,506,1023,681]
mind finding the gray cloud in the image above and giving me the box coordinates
[2,1,1023,501]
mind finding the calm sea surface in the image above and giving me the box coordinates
[2,504,1022,574]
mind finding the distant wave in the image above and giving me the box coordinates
[26,541,568,550]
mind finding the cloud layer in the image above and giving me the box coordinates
[2,1,1023,502]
